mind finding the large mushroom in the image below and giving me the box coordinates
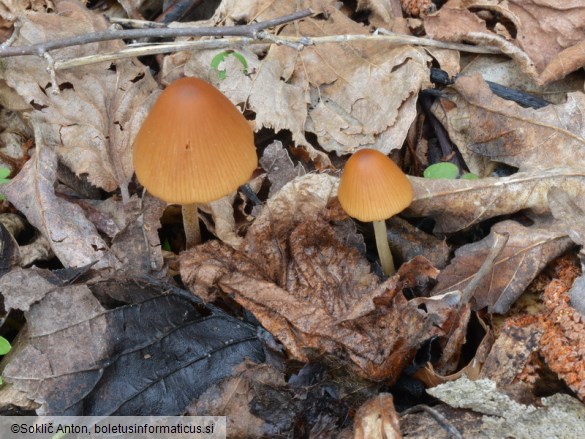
[133,77,257,247]
[337,149,413,276]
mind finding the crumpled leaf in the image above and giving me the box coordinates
[432,220,573,314]
[431,74,585,174]
[406,168,585,233]
[165,0,430,162]
[0,0,158,193]
[2,147,110,268]
[182,174,442,381]
[424,0,585,85]
[201,195,243,249]
[0,273,264,415]
[259,141,306,198]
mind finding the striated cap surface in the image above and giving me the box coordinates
[338,149,413,222]
[133,77,257,204]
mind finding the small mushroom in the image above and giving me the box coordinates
[337,149,413,276]
[133,77,257,248]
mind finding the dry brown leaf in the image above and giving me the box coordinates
[277,5,430,156]
[431,74,585,174]
[424,0,585,84]
[0,0,158,194]
[2,283,109,414]
[479,316,543,404]
[201,195,243,249]
[540,40,585,85]
[165,0,430,162]
[0,267,62,311]
[0,0,52,19]
[259,141,306,198]
[353,393,402,439]
[2,147,110,268]
[432,220,572,314]
[548,187,585,248]
[181,174,441,380]
[188,362,282,437]
[407,168,585,233]
[356,0,404,28]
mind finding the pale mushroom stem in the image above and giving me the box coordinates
[373,220,395,276]
[182,204,201,248]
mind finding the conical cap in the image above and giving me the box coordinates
[338,149,413,222]
[133,77,257,204]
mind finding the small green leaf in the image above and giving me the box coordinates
[210,50,248,80]
[0,336,11,355]
[162,238,172,252]
[423,162,459,180]
[461,172,479,180]
[0,167,11,200]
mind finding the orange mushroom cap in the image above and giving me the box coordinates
[338,149,413,222]
[133,77,258,204]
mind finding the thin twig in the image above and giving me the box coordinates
[0,9,313,58]
[109,17,167,29]
[54,33,501,71]
[401,404,463,439]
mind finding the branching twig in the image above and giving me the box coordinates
[54,33,502,71]
[0,8,313,58]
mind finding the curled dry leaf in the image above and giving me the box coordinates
[2,147,110,268]
[181,174,441,380]
[353,393,402,439]
[259,141,306,198]
[436,75,585,173]
[198,195,243,249]
[432,220,572,314]
[0,0,158,194]
[424,0,585,84]
[407,168,585,233]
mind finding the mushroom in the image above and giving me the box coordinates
[133,77,257,248]
[337,149,413,276]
